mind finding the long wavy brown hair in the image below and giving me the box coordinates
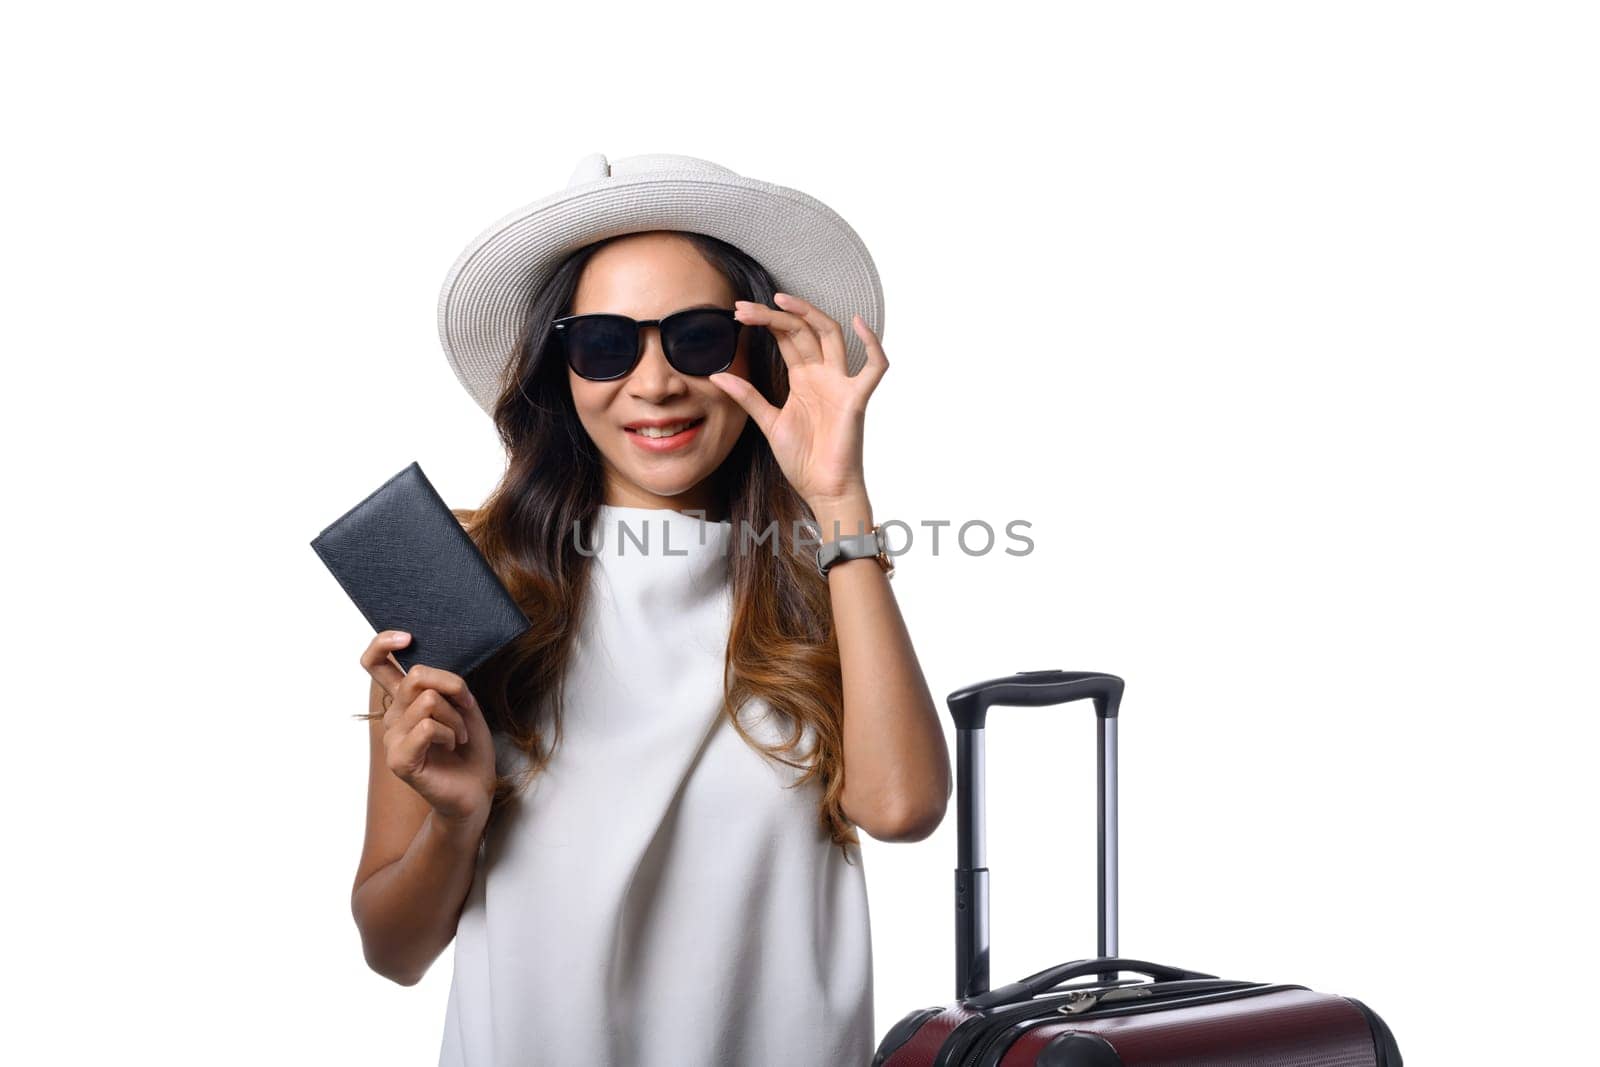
[451,230,859,860]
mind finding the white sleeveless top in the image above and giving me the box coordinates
[438,504,874,1066]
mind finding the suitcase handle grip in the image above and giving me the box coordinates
[965,956,1217,1010]
[947,669,1124,730]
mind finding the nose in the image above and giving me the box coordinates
[625,326,688,399]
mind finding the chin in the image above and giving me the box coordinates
[643,478,718,499]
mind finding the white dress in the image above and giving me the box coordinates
[438,504,874,1066]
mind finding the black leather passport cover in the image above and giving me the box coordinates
[310,461,530,677]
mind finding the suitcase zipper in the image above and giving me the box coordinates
[1055,985,1153,1014]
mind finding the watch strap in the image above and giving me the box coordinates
[816,526,892,578]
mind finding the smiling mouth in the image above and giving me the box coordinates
[627,417,706,439]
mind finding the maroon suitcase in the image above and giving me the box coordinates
[872,670,1402,1066]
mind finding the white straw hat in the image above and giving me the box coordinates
[436,151,886,417]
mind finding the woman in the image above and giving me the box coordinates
[349,153,951,1066]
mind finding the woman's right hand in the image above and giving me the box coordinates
[360,630,496,827]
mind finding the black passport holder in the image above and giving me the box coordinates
[309,460,530,677]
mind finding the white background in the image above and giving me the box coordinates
[6,2,1595,1063]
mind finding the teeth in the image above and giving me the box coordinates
[635,420,698,438]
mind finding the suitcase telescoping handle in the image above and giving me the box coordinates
[949,669,1126,1001]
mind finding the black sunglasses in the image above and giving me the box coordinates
[552,307,744,382]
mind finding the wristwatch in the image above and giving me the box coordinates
[816,524,894,579]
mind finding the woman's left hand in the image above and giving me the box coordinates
[709,291,889,511]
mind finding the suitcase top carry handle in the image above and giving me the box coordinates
[965,956,1218,1010]
[947,669,1125,730]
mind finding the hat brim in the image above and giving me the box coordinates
[437,171,885,416]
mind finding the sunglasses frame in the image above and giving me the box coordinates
[551,307,744,382]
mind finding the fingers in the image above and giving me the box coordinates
[388,717,458,778]
[377,661,477,746]
[361,630,410,704]
[736,294,882,395]
[708,370,781,439]
[396,663,482,721]
[735,298,825,370]
[772,292,848,373]
[850,313,890,395]
[392,686,470,747]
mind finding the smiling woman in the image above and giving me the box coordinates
[347,153,950,1067]
[561,233,754,514]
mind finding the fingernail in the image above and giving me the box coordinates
[394,631,411,642]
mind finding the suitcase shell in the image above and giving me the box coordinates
[872,670,1402,1066]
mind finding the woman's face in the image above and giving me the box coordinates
[566,231,753,517]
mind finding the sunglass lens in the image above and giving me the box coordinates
[563,317,638,380]
[664,311,739,375]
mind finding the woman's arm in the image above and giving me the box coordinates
[351,676,488,986]
[814,490,951,843]
[711,293,950,842]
